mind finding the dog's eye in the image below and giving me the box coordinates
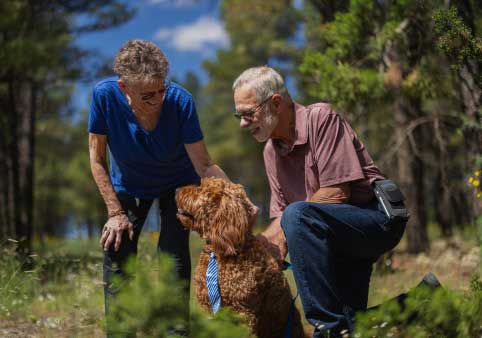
[177,209,195,221]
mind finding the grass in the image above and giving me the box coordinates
[0,227,480,338]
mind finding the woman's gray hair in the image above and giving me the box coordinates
[113,39,169,84]
[232,66,290,102]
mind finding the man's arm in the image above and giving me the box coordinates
[260,183,351,264]
[89,133,133,251]
[308,182,351,204]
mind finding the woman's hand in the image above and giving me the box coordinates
[99,213,134,251]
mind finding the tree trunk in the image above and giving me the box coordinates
[384,5,437,253]
[0,88,13,239]
[6,79,35,255]
[21,83,36,251]
[394,97,429,253]
[450,0,482,220]
[0,114,8,238]
[434,170,453,237]
[7,80,21,248]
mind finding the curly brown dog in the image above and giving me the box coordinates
[176,177,305,338]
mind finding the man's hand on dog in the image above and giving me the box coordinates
[247,199,259,227]
[100,214,134,251]
[257,218,287,268]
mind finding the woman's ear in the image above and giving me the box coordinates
[117,79,127,93]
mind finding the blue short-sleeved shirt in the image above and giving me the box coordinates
[88,77,203,199]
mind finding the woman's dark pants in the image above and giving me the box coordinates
[103,191,191,338]
[281,200,406,338]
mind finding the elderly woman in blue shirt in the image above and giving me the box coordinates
[88,39,256,338]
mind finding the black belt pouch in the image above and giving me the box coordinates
[373,179,410,222]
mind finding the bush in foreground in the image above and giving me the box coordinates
[109,254,253,338]
[0,240,40,317]
[355,274,482,338]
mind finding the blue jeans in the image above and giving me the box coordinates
[281,200,406,338]
[103,191,191,338]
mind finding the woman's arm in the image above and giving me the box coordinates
[184,140,259,223]
[184,140,230,181]
[89,133,133,251]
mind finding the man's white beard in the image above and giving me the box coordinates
[256,106,278,142]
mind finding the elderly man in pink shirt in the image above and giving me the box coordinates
[232,66,406,338]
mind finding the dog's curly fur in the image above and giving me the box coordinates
[176,177,305,338]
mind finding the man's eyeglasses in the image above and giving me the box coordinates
[233,94,274,120]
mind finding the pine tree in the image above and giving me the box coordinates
[0,0,134,253]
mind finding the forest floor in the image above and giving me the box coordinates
[0,229,480,338]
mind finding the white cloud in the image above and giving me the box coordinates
[155,16,229,52]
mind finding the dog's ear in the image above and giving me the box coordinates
[207,185,250,257]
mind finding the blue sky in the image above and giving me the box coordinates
[74,0,227,110]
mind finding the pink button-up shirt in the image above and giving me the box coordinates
[264,102,384,219]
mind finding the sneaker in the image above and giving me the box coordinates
[417,272,442,290]
[367,273,442,313]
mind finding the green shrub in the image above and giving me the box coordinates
[0,240,40,317]
[355,274,482,338]
[109,254,253,338]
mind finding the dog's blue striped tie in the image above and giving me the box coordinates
[206,251,221,314]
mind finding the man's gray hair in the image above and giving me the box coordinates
[113,39,169,84]
[232,66,290,102]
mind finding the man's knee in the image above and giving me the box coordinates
[281,201,310,239]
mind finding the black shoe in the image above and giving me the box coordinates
[417,272,442,290]
[367,273,442,314]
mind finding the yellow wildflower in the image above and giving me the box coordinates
[473,179,480,187]
[468,177,474,184]
[475,170,480,177]
[477,192,482,199]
